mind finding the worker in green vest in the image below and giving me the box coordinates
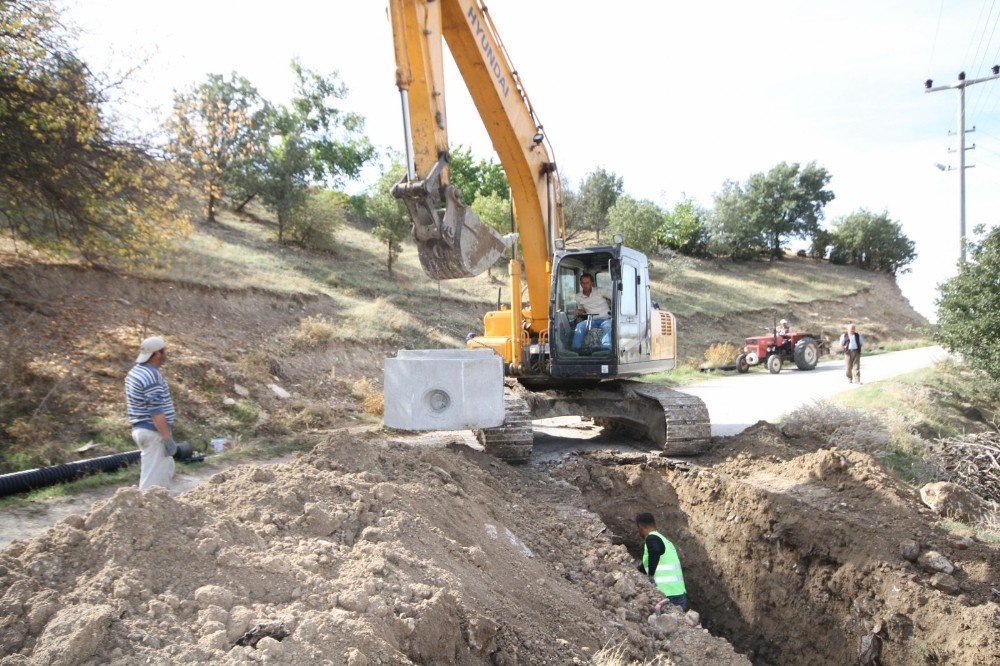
[636,512,688,613]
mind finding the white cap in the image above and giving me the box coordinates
[135,336,166,363]
[780,319,788,325]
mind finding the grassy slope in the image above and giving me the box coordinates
[153,211,900,351]
[0,207,927,477]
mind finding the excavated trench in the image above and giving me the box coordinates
[551,446,1000,666]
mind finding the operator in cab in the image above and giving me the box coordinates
[571,273,612,351]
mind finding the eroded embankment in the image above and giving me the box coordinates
[554,426,1000,665]
[678,271,928,358]
[0,432,744,665]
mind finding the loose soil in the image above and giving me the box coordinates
[3,423,997,665]
[551,423,1000,665]
[0,432,743,665]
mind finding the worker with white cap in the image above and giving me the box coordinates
[124,336,176,489]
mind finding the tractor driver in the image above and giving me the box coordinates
[571,273,612,351]
[776,319,792,353]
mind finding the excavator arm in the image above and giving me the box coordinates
[389,0,565,337]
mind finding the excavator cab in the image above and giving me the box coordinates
[548,246,669,380]
[551,255,615,360]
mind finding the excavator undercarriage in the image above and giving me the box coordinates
[476,382,712,463]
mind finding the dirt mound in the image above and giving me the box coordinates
[0,432,744,665]
[554,427,1000,665]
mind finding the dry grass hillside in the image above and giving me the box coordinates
[0,208,929,474]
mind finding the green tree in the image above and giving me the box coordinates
[0,0,188,264]
[936,225,1000,379]
[368,163,409,275]
[661,198,710,256]
[560,177,586,242]
[746,162,834,258]
[710,180,761,260]
[828,209,916,274]
[166,72,269,222]
[256,61,376,243]
[449,146,509,204]
[575,168,623,242]
[285,59,375,185]
[258,124,312,243]
[608,196,664,255]
[810,228,832,259]
[711,162,834,259]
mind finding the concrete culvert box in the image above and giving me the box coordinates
[384,349,504,430]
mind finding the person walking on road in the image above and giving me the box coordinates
[636,512,689,613]
[124,336,177,490]
[840,322,864,384]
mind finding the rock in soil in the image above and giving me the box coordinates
[898,539,920,561]
[919,481,992,522]
[918,550,955,575]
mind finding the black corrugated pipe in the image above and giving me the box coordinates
[0,450,141,498]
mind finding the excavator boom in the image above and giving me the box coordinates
[388,0,562,335]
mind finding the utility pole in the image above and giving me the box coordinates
[925,66,1000,263]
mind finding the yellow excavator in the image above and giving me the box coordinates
[386,0,710,462]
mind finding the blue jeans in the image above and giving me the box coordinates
[572,317,611,349]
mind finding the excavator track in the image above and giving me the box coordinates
[523,380,711,456]
[475,393,533,463]
[602,381,711,455]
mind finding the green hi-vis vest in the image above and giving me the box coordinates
[643,530,686,597]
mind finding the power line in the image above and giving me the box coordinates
[971,0,998,74]
[927,0,945,72]
[964,0,991,66]
[971,2,1000,117]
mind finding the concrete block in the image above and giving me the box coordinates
[384,349,504,430]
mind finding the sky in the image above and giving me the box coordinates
[64,0,1000,320]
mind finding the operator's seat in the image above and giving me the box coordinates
[554,311,573,350]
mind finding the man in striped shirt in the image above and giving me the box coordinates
[125,336,176,490]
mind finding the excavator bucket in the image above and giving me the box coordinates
[393,172,510,280]
[414,186,508,279]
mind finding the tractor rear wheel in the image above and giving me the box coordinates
[793,337,819,370]
[766,354,782,374]
[736,353,750,373]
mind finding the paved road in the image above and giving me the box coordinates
[681,345,948,436]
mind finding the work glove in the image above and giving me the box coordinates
[163,437,178,457]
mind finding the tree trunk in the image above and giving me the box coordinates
[234,193,256,212]
[387,246,394,275]
[207,193,217,223]
[277,212,285,243]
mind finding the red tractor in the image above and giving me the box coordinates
[736,330,821,374]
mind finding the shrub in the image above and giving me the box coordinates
[781,403,892,454]
[351,377,384,415]
[285,189,347,252]
[290,316,336,350]
[703,342,739,367]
